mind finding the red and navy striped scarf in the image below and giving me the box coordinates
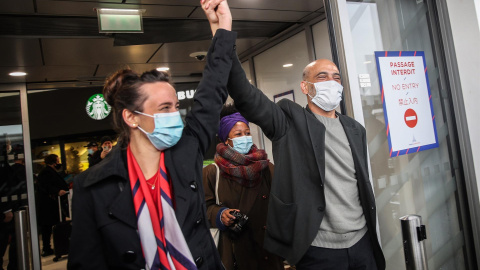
[127,146,197,270]
[214,143,269,188]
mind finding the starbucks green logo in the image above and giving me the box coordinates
[86,94,111,120]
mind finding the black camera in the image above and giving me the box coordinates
[229,210,249,234]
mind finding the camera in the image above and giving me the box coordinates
[195,54,205,61]
[229,210,249,234]
[189,51,207,61]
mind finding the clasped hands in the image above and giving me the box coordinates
[201,0,232,36]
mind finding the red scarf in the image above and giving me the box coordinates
[127,146,197,270]
[214,143,269,188]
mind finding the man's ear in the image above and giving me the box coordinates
[300,81,309,95]
[122,109,138,128]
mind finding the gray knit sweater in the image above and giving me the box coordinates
[311,113,367,249]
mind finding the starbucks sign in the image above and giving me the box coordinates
[86,94,111,120]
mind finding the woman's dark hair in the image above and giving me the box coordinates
[103,69,172,147]
[44,154,58,165]
[220,103,238,118]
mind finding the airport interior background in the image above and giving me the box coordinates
[1,0,479,269]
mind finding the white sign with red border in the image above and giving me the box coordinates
[374,51,439,157]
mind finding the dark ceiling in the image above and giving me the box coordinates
[0,0,325,90]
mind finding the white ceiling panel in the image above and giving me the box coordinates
[127,0,323,12]
[150,41,211,63]
[0,65,97,84]
[140,5,196,18]
[189,7,311,22]
[0,38,43,67]
[236,38,267,55]
[41,65,99,81]
[36,0,127,16]
[41,38,160,65]
[228,0,323,12]
[0,0,35,14]
[126,0,198,6]
[36,0,195,18]
[148,38,264,63]
[96,61,207,78]
[1,0,323,87]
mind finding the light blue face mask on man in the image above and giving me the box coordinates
[135,111,184,151]
[228,136,253,154]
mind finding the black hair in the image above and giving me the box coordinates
[220,103,239,118]
[44,154,58,165]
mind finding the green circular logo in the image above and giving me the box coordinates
[86,94,111,120]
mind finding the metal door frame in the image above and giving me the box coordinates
[0,83,41,269]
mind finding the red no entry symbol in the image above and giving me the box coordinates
[404,108,418,128]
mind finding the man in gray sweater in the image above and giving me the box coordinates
[225,53,385,268]
[293,59,378,269]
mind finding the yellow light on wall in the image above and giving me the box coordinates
[96,8,145,33]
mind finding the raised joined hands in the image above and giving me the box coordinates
[201,0,232,36]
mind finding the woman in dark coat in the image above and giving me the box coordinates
[68,1,235,269]
[203,105,284,270]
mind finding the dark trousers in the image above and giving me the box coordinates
[296,232,378,270]
[0,223,18,270]
[41,225,53,251]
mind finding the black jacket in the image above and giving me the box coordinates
[88,150,102,168]
[226,54,386,268]
[36,165,69,226]
[67,29,237,270]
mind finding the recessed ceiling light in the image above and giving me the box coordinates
[9,72,27,76]
[283,64,293,68]
[156,67,170,71]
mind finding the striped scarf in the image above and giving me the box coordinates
[214,143,269,188]
[127,146,197,270]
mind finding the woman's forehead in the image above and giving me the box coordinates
[230,121,249,130]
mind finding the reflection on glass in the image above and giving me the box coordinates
[253,31,310,159]
[346,1,466,269]
[312,20,333,61]
[64,142,89,174]
[31,144,61,177]
[0,92,27,269]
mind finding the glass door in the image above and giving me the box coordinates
[0,89,39,269]
[329,0,476,269]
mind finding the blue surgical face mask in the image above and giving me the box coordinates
[228,136,253,154]
[135,111,184,151]
[87,149,94,155]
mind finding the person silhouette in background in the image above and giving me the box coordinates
[36,154,69,257]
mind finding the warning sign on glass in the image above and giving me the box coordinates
[374,51,439,157]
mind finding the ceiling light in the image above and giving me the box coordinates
[283,64,293,68]
[96,8,145,33]
[156,67,170,71]
[9,72,27,76]
[364,61,372,64]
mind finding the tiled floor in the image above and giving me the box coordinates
[2,239,68,270]
[41,253,68,270]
